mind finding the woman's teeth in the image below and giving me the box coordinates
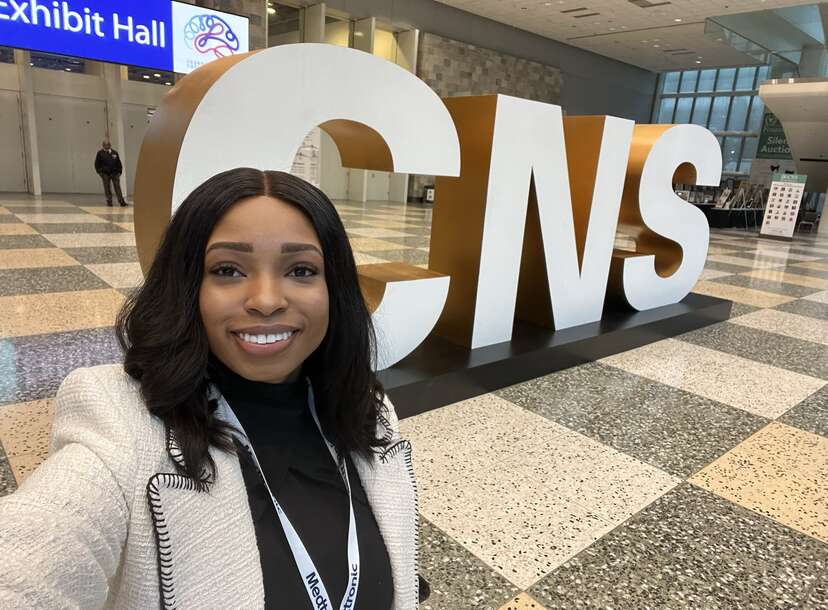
[237,331,296,345]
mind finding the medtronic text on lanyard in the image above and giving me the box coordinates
[217,381,360,610]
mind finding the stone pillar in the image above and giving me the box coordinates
[303,3,326,43]
[388,29,418,203]
[14,50,41,196]
[102,63,128,198]
[347,17,376,203]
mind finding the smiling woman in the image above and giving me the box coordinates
[0,169,422,610]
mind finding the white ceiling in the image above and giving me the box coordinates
[434,0,819,72]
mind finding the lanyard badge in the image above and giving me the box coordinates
[217,382,360,610]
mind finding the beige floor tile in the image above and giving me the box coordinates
[794,261,828,273]
[0,248,80,270]
[692,280,796,307]
[353,252,390,265]
[43,232,136,248]
[0,289,125,337]
[115,222,134,231]
[690,423,828,543]
[86,262,145,289]
[406,395,677,588]
[497,593,547,610]
[79,206,134,215]
[698,268,733,281]
[741,269,828,290]
[0,224,37,236]
[1,201,71,208]
[8,453,46,485]
[804,290,828,304]
[601,338,825,418]
[13,213,107,224]
[729,308,828,346]
[0,399,54,458]
[347,227,416,238]
[706,245,741,255]
[348,237,413,252]
[706,254,786,269]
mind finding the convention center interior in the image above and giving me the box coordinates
[0,0,827,608]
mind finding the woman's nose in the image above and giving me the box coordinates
[244,275,288,315]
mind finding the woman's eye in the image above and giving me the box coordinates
[290,265,317,278]
[212,265,243,278]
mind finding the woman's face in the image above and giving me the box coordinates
[200,196,329,383]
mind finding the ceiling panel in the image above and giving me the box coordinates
[434,0,818,71]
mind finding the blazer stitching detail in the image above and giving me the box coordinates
[402,443,422,606]
[376,411,395,445]
[166,427,213,487]
[378,439,408,463]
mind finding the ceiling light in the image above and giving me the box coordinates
[165,82,172,86]
[674,18,682,22]
[153,73,161,77]
[544,1,552,4]
[64,67,71,71]
[653,44,660,47]
[268,7,276,15]
[695,60,702,64]
[142,74,150,79]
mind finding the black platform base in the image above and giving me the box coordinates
[381,293,732,419]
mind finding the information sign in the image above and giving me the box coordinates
[760,173,806,239]
[0,0,249,74]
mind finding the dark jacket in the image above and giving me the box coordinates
[95,148,123,175]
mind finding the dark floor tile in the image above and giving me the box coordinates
[370,249,430,265]
[800,569,828,609]
[710,274,820,298]
[0,235,55,250]
[678,321,828,380]
[782,264,828,279]
[27,222,128,234]
[529,484,828,610]
[63,246,139,264]
[395,225,433,236]
[0,456,16,497]
[705,260,754,274]
[0,327,123,405]
[723,250,792,263]
[0,215,21,223]
[92,213,132,223]
[775,298,828,321]
[418,516,519,610]
[779,386,828,438]
[6,206,83,215]
[0,266,109,297]
[729,303,761,318]
[495,362,767,477]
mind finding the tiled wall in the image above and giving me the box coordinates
[411,32,563,200]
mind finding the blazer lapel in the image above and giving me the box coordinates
[146,426,265,610]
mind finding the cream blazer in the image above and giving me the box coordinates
[0,365,419,609]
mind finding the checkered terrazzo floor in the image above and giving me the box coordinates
[0,193,826,610]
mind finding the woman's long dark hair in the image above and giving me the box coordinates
[116,168,388,481]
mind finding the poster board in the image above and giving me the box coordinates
[760,174,806,239]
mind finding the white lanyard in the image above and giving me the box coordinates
[216,382,360,610]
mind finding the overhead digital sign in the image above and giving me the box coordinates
[0,0,249,74]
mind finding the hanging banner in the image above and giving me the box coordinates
[0,0,249,74]
[756,112,793,160]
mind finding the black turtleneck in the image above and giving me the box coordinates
[207,356,393,610]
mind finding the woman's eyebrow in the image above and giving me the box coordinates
[205,241,322,257]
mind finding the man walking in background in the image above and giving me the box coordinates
[94,139,128,207]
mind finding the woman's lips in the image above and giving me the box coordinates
[232,330,299,356]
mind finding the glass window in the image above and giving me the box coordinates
[756,65,770,85]
[746,98,765,133]
[0,46,13,64]
[727,95,751,131]
[679,70,698,93]
[30,51,86,73]
[739,158,753,174]
[716,68,736,91]
[697,69,717,92]
[723,136,743,172]
[735,67,757,90]
[656,97,676,123]
[674,97,693,123]
[741,135,759,162]
[691,96,711,126]
[709,97,731,132]
[127,67,175,85]
[662,72,680,94]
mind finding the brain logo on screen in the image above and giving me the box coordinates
[183,14,241,59]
